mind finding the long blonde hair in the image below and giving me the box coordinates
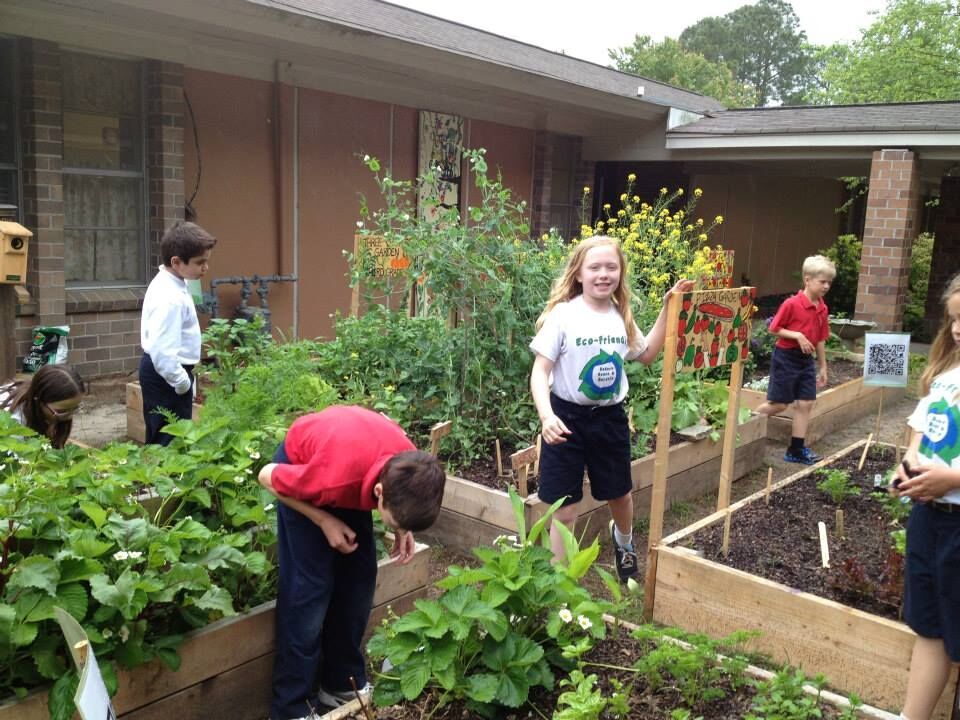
[535,235,638,347]
[920,272,960,394]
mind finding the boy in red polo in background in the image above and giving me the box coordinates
[754,255,836,464]
[258,405,446,720]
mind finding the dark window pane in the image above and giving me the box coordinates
[0,171,17,207]
[65,229,96,283]
[62,53,141,171]
[94,229,144,283]
[0,40,14,166]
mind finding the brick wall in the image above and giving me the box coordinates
[15,39,65,361]
[530,131,553,238]
[14,46,185,379]
[922,176,960,337]
[854,149,921,330]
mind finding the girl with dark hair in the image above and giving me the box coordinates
[0,364,85,448]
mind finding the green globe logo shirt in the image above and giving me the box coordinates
[908,364,960,504]
[530,296,647,406]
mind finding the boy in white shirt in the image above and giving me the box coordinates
[139,221,216,445]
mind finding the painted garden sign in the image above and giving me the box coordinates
[645,285,757,618]
[676,286,757,371]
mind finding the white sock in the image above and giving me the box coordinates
[614,524,633,549]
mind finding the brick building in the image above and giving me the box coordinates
[2,0,959,379]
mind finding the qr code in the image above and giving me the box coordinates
[867,343,907,376]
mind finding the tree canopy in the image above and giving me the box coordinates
[609,36,755,108]
[816,0,960,104]
[679,0,816,106]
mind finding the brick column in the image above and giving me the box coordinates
[854,149,921,330]
[573,138,596,231]
[146,61,185,266]
[20,39,65,327]
[530,131,553,238]
[922,176,960,336]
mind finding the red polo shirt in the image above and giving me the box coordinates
[270,406,415,509]
[769,290,829,350]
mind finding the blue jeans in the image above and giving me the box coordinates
[270,441,378,720]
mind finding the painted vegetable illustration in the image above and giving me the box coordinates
[698,302,734,320]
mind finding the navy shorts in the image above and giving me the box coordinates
[537,394,632,507]
[903,501,960,661]
[767,346,816,404]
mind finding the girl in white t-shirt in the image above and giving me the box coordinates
[895,272,960,720]
[0,364,85,448]
[529,234,692,579]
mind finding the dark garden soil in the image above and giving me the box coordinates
[352,629,857,719]
[683,444,905,622]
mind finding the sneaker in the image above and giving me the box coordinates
[783,447,821,465]
[609,520,639,582]
[316,682,373,709]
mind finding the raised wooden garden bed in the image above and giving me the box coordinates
[739,377,904,444]
[426,414,766,553]
[651,439,956,718]
[0,543,431,720]
[126,382,202,444]
[320,615,901,720]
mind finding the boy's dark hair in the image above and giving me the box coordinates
[379,450,445,532]
[161,221,216,266]
[2,364,86,449]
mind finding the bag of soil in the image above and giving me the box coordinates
[22,325,70,372]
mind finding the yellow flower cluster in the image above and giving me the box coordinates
[574,181,725,323]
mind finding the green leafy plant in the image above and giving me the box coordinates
[0,414,276,719]
[816,468,861,505]
[745,667,827,720]
[201,316,273,392]
[628,624,752,711]
[818,234,862,317]
[366,488,619,717]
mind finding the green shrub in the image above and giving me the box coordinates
[818,234,861,317]
[904,232,934,340]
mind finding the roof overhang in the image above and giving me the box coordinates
[1,0,700,136]
[666,131,960,156]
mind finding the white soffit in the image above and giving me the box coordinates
[666,131,960,150]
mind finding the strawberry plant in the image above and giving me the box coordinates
[0,413,277,720]
[366,488,622,716]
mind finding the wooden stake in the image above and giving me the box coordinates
[858,433,873,470]
[429,420,452,458]
[643,291,681,621]
[495,439,512,478]
[510,445,538,498]
[836,508,844,539]
[765,467,773,505]
[716,357,745,512]
[533,434,542,477]
[818,521,830,568]
[721,509,732,558]
[874,387,884,443]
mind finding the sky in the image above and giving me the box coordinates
[387,0,888,66]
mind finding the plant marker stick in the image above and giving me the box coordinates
[495,438,511,478]
[836,508,844,539]
[765,467,773,505]
[533,434,541,477]
[429,420,452,458]
[722,509,732,558]
[818,521,830,568]
[858,433,873,471]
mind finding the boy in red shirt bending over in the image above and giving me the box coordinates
[754,255,836,464]
[258,406,445,720]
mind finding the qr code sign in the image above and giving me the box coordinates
[867,343,907,376]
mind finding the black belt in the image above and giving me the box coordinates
[930,501,960,514]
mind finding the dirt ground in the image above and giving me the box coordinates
[70,371,135,447]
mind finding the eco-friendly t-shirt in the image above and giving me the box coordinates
[529,296,647,406]
[908,364,960,504]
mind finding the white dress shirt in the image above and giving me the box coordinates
[140,265,200,395]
